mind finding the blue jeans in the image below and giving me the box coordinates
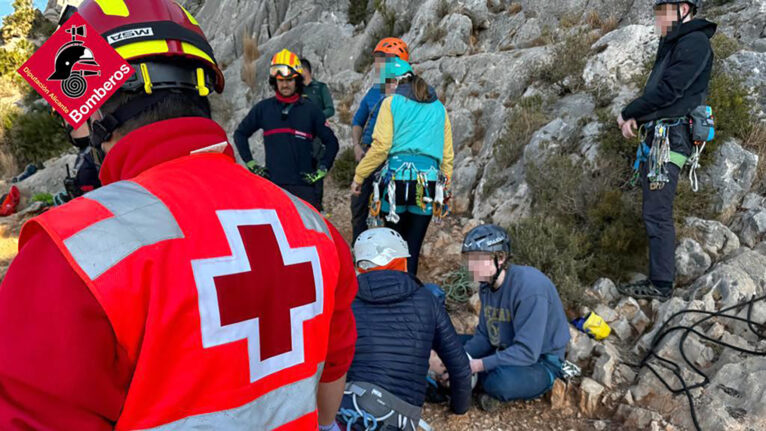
[460,335,558,401]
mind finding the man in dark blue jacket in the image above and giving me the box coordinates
[617,0,716,301]
[234,49,339,211]
[461,225,570,412]
[338,228,471,430]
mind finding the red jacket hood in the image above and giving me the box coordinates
[99,117,234,185]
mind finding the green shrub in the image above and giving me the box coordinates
[512,149,649,308]
[508,215,592,308]
[1,0,36,42]
[534,30,598,92]
[3,101,69,166]
[31,192,53,205]
[494,95,548,169]
[330,147,357,187]
[711,33,740,62]
[348,0,371,26]
[708,69,754,142]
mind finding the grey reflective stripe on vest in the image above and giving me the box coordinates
[284,191,331,240]
[141,364,323,431]
[63,181,184,280]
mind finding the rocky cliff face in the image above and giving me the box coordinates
[37,1,766,429]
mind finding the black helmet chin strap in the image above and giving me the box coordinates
[89,90,211,148]
[489,254,510,290]
[676,3,691,24]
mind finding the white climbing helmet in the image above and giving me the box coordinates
[354,228,410,270]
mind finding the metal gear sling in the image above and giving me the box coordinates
[367,163,450,227]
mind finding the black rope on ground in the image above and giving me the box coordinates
[625,293,766,431]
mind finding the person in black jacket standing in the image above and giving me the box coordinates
[339,228,471,430]
[617,0,716,301]
[234,49,339,211]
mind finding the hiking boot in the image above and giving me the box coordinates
[478,393,501,412]
[617,279,672,302]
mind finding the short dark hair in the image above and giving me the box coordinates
[300,58,312,74]
[100,89,211,139]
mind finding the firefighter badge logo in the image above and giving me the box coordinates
[48,24,101,98]
[17,12,133,129]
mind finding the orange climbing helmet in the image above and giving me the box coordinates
[373,37,409,61]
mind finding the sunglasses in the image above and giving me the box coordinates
[269,65,299,79]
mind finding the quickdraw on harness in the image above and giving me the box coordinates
[367,173,384,228]
[415,172,429,212]
[369,161,444,225]
[432,173,451,223]
[629,118,684,191]
[385,172,399,224]
[629,106,715,193]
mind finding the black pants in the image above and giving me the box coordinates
[386,212,432,277]
[351,174,376,243]
[282,183,322,211]
[640,122,691,286]
[641,160,681,285]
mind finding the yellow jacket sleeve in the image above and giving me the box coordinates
[441,109,454,179]
[354,97,394,184]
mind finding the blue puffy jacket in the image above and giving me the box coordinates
[347,270,472,414]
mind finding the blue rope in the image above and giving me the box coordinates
[338,407,379,431]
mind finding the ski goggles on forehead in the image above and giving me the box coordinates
[269,65,299,80]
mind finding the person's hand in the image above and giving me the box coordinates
[351,181,362,196]
[354,144,364,162]
[470,358,485,374]
[429,350,447,375]
[617,113,626,128]
[303,167,328,184]
[621,118,638,139]
[246,160,269,178]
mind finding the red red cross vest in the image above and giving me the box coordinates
[19,152,341,430]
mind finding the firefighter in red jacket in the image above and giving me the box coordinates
[0,2,357,430]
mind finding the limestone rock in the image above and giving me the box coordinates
[578,377,605,416]
[732,207,766,248]
[674,238,712,285]
[593,304,619,323]
[593,342,620,388]
[684,217,740,261]
[631,308,651,337]
[706,140,759,215]
[611,317,634,341]
[589,278,619,303]
[583,25,657,91]
[616,296,641,321]
[567,326,596,366]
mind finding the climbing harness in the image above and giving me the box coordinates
[337,382,431,431]
[629,106,715,193]
[368,160,448,225]
[625,284,766,431]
